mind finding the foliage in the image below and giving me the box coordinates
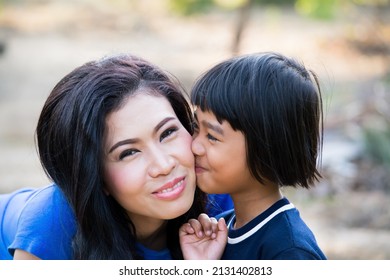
[295,0,338,19]
[168,0,337,19]
[363,127,390,167]
[352,0,390,6]
[214,0,250,10]
[254,0,294,6]
[168,0,214,15]
[362,73,390,168]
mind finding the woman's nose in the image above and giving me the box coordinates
[148,149,175,178]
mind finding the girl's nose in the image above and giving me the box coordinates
[191,134,205,156]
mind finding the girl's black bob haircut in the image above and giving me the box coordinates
[191,52,323,188]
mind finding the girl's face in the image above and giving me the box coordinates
[192,109,256,195]
[103,93,196,227]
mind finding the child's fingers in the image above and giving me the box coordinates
[179,222,195,237]
[209,217,218,239]
[197,213,219,238]
[197,213,212,236]
[182,214,223,239]
[216,217,228,243]
[218,217,227,232]
[187,218,204,238]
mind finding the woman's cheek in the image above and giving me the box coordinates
[104,163,141,194]
[178,131,196,167]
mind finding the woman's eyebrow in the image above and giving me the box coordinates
[154,117,175,134]
[108,117,176,154]
[109,138,138,154]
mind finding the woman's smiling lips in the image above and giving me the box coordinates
[152,176,186,200]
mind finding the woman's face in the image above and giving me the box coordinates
[103,93,196,226]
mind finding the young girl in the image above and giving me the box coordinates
[185,52,327,259]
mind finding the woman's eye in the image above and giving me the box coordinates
[119,149,138,160]
[160,127,178,141]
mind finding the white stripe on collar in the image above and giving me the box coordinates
[227,203,295,244]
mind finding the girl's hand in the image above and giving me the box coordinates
[179,213,227,260]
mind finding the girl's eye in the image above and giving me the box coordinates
[207,133,218,142]
[160,127,178,141]
[119,149,139,160]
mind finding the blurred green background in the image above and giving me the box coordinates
[0,0,389,259]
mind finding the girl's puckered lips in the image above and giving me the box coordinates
[195,163,207,174]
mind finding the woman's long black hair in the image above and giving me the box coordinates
[36,54,206,259]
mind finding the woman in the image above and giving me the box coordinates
[0,53,226,260]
